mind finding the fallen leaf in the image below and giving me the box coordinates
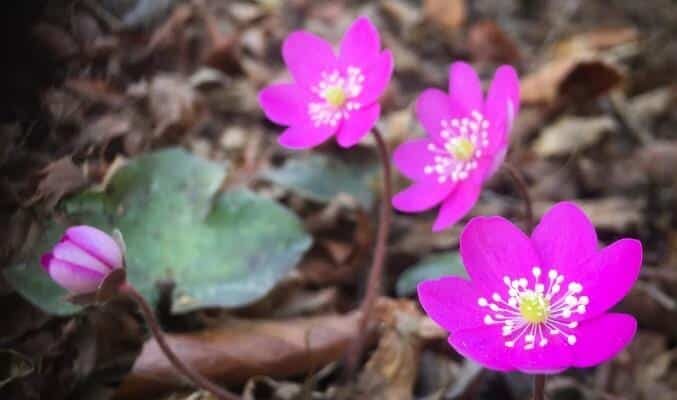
[148,74,202,139]
[551,27,639,59]
[635,141,677,185]
[521,58,624,106]
[533,116,615,157]
[0,350,33,388]
[534,197,644,232]
[468,20,521,64]
[114,310,371,399]
[423,0,466,32]
[25,157,87,209]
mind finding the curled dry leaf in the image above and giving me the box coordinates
[551,27,639,60]
[521,58,624,106]
[535,197,644,232]
[26,157,87,209]
[468,20,521,65]
[533,115,616,157]
[148,74,202,139]
[635,140,677,185]
[423,0,466,32]
[355,299,436,400]
[115,310,371,399]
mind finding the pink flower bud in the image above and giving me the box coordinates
[41,226,124,294]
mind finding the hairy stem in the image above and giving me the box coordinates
[533,375,546,400]
[503,162,534,233]
[120,284,240,400]
[345,126,392,376]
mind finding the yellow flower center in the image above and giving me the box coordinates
[519,292,550,324]
[445,138,475,161]
[324,86,347,107]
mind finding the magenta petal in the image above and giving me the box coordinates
[283,31,337,88]
[392,139,438,182]
[52,241,111,274]
[392,180,454,212]
[339,17,380,68]
[336,103,380,148]
[572,313,637,368]
[416,89,452,139]
[418,277,485,334]
[449,326,514,371]
[278,122,337,150]
[508,335,573,374]
[48,259,105,294]
[460,216,540,293]
[531,202,598,275]
[448,62,483,114]
[40,252,54,272]
[65,226,122,270]
[432,178,482,232]
[258,83,310,126]
[576,239,642,319]
[356,50,394,105]
[484,65,520,152]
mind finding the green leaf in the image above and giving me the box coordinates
[5,148,312,315]
[395,252,467,297]
[263,154,379,209]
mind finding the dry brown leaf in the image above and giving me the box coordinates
[635,140,677,185]
[521,58,624,105]
[551,27,639,59]
[26,157,87,209]
[114,311,370,399]
[148,74,202,139]
[468,20,521,65]
[534,197,643,232]
[423,0,466,32]
[533,116,616,157]
[354,299,429,400]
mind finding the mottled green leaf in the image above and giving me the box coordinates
[263,154,379,209]
[5,148,311,315]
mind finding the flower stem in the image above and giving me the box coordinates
[503,162,534,233]
[120,283,241,400]
[533,375,546,400]
[345,126,392,376]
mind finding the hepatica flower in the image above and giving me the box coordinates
[392,62,520,231]
[41,226,124,294]
[259,17,393,149]
[418,202,642,373]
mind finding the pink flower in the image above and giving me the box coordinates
[41,226,124,294]
[392,62,520,231]
[417,202,642,373]
[259,17,393,149]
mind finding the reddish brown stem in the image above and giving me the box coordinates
[533,375,546,400]
[503,162,534,233]
[120,284,241,400]
[345,126,392,376]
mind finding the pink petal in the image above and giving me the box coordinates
[277,122,337,150]
[432,177,482,232]
[508,334,573,374]
[258,83,311,126]
[392,138,438,182]
[336,103,380,148]
[282,31,337,89]
[356,50,394,105]
[448,62,483,114]
[530,202,598,275]
[339,17,380,69]
[52,241,111,274]
[572,313,637,368]
[460,216,540,293]
[65,225,123,268]
[449,326,514,371]
[415,89,464,142]
[576,239,642,320]
[392,180,454,212]
[417,277,486,334]
[484,65,520,152]
[48,259,106,294]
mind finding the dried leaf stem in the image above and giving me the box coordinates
[503,162,534,233]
